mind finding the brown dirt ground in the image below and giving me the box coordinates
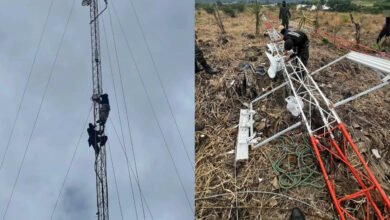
[195,9,390,220]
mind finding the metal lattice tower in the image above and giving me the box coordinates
[83,0,109,219]
[235,15,390,219]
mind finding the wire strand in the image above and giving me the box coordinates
[124,0,194,172]
[107,142,124,220]
[105,9,145,219]
[2,0,77,219]
[108,4,194,214]
[49,105,92,220]
[0,0,57,171]
[108,118,154,220]
[195,190,333,218]
[102,15,142,220]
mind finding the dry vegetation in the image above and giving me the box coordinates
[195,8,390,220]
[269,8,390,48]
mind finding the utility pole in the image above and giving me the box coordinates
[82,0,109,219]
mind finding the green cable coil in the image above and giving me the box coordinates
[268,136,328,189]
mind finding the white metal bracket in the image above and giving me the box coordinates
[235,109,253,161]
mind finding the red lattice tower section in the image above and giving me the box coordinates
[311,124,390,220]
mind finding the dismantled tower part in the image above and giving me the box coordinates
[235,15,390,219]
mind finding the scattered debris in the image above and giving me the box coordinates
[269,197,279,207]
[226,150,235,155]
[286,96,304,117]
[372,149,381,159]
[271,177,279,189]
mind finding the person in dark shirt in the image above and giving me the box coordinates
[87,123,100,153]
[279,1,291,29]
[87,123,108,154]
[93,93,110,126]
[274,29,310,67]
[377,17,390,44]
[87,123,97,148]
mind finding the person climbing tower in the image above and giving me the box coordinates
[87,123,108,154]
[92,93,110,127]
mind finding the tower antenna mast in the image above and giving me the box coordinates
[82,0,109,219]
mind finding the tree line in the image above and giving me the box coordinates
[195,0,390,14]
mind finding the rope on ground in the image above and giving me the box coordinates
[195,190,334,219]
[269,136,326,190]
[196,206,332,220]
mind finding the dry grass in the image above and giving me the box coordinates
[195,9,390,220]
[292,10,385,47]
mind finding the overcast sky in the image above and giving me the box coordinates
[0,0,194,219]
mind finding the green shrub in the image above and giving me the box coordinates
[327,0,359,12]
[339,14,349,23]
[204,4,215,14]
[231,2,246,13]
[221,6,237,18]
[360,6,382,14]
[195,3,215,14]
[322,37,331,44]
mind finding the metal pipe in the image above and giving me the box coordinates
[288,60,333,134]
[346,51,390,74]
[252,122,301,150]
[297,57,342,124]
[311,55,347,76]
[251,82,287,104]
[339,123,390,209]
[309,136,346,220]
[250,103,254,136]
[251,55,347,105]
[334,81,389,107]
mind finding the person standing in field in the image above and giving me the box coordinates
[279,1,291,29]
[195,27,219,74]
[377,17,390,44]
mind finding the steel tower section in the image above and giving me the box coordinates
[85,0,109,219]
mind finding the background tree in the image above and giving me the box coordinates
[350,13,361,44]
[313,0,320,31]
[295,11,312,30]
[214,3,226,34]
[254,0,263,35]
[327,0,358,12]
